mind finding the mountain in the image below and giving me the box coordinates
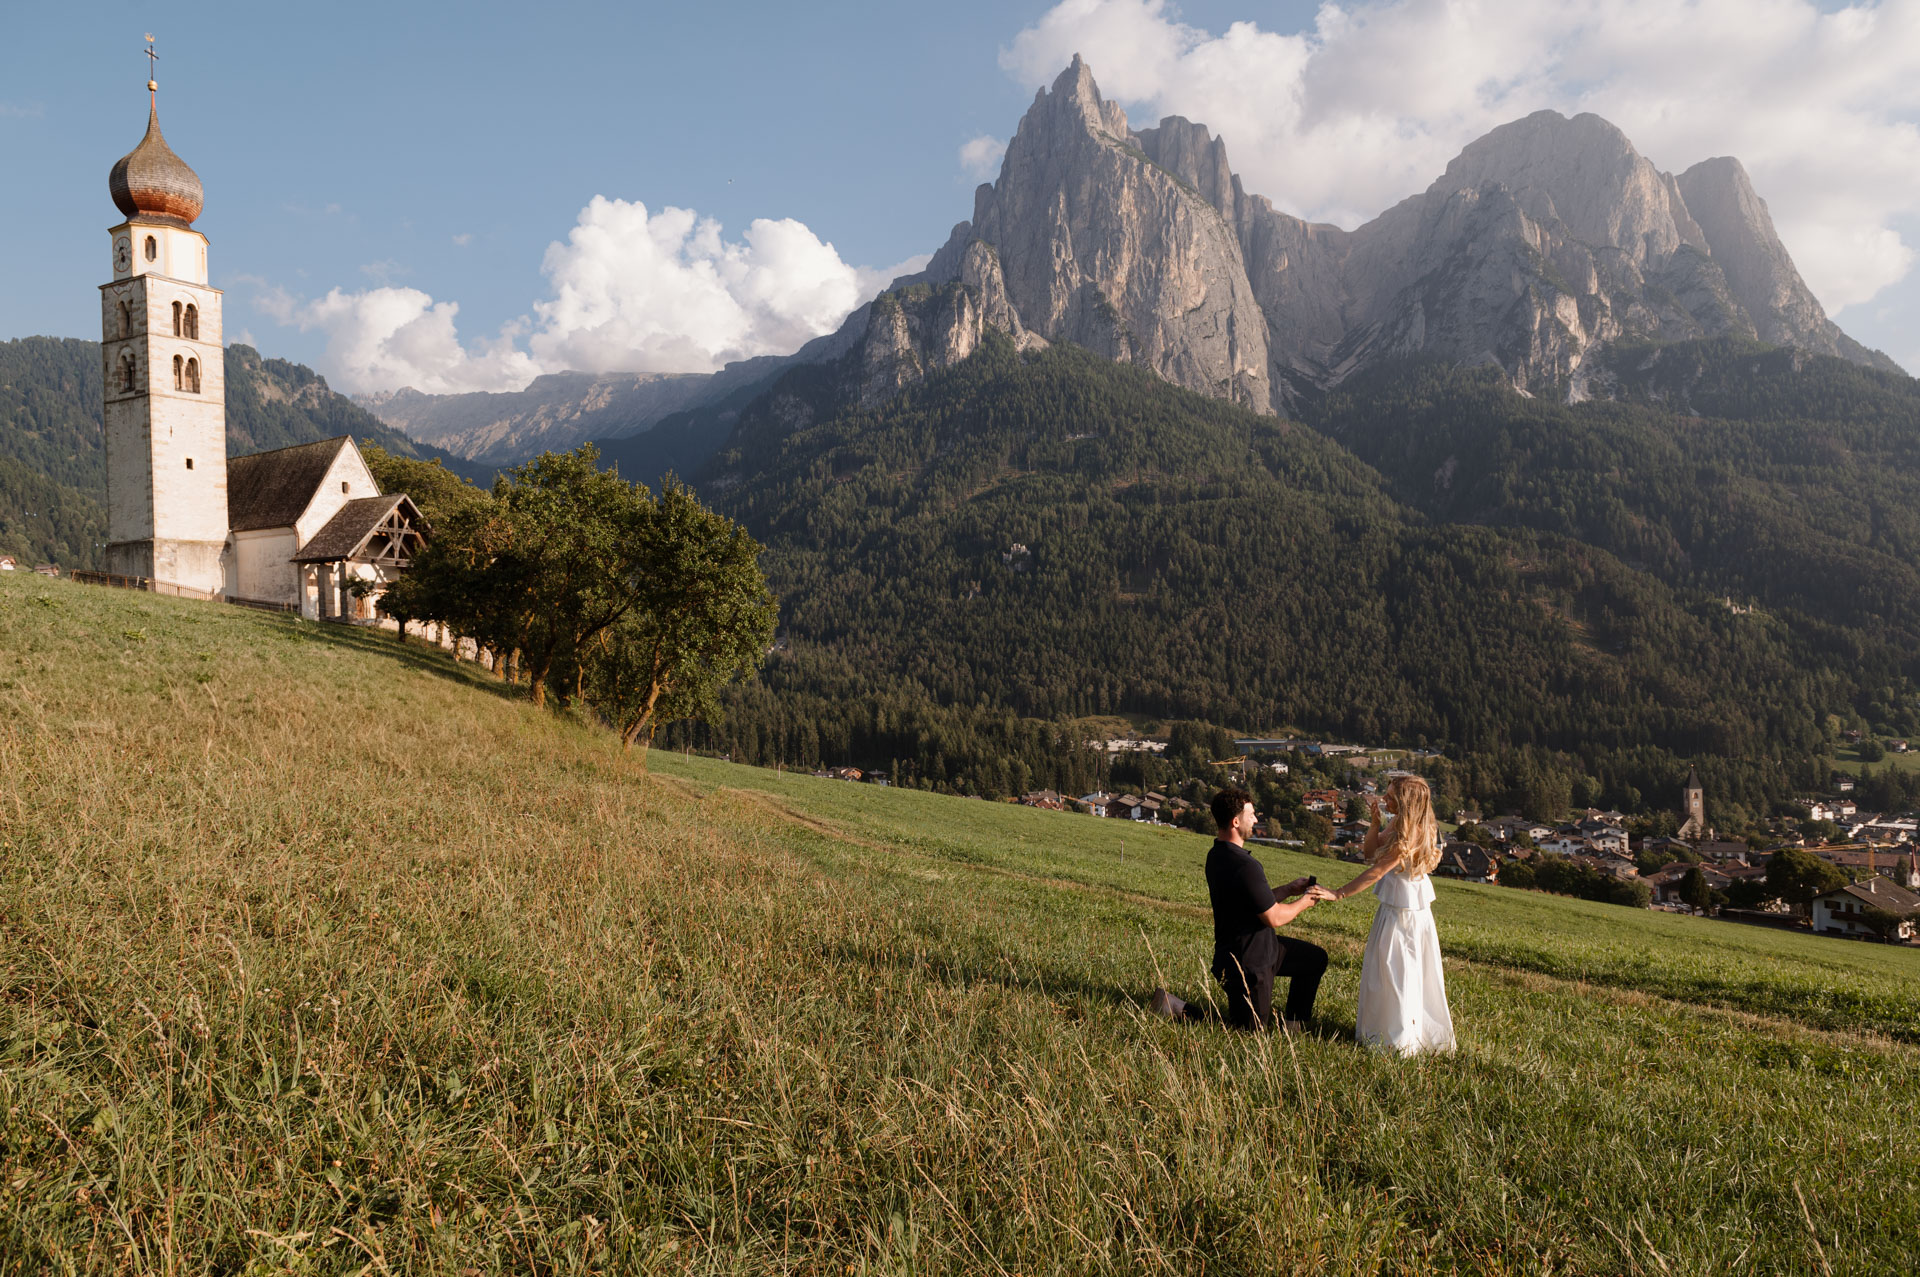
[0,337,481,569]
[875,58,1900,413]
[660,330,1920,813]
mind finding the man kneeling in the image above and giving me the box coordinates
[1153,787,1332,1031]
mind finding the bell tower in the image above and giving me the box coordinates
[1677,766,1708,840]
[100,40,227,593]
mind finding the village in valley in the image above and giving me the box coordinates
[811,733,1920,945]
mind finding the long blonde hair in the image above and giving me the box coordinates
[1374,775,1441,878]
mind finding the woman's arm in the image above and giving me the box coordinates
[1331,845,1402,901]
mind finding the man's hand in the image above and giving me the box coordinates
[1280,876,1314,898]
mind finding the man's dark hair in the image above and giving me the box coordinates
[1211,787,1256,830]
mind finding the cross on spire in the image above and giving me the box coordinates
[144,34,158,96]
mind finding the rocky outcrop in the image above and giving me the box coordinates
[921,57,1274,412]
[861,60,1899,412]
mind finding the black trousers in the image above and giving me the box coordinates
[1204,938,1329,1030]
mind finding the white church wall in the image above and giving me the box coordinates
[230,528,301,604]
[293,443,382,546]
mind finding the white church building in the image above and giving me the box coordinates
[97,72,424,619]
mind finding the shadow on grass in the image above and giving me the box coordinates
[262,615,527,703]
[823,938,1143,1015]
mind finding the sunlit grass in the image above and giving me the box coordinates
[2,573,1914,1273]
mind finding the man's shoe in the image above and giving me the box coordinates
[1149,988,1187,1020]
[1281,1019,1308,1035]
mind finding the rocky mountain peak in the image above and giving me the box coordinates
[1435,110,1702,265]
[823,59,1901,415]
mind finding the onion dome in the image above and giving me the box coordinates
[109,98,202,226]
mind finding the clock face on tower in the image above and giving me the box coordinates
[114,237,131,273]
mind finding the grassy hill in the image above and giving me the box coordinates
[2,573,1915,1272]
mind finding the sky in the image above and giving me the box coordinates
[5,0,1917,394]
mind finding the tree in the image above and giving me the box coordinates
[359,443,490,525]
[1724,878,1775,910]
[1857,906,1909,943]
[1858,738,1885,762]
[1765,847,1848,910]
[583,480,776,758]
[1680,866,1713,914]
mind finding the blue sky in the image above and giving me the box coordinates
[5,1,1914,392]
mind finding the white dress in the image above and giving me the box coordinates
[1355,869,1456,1055]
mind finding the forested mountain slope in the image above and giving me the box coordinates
[0,337,482,568]
[671,334,1899,809]
[1315,343,1920,690]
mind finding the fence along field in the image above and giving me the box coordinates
[2,571,1915,1273]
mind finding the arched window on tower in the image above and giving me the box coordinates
[144,236,157,262]
[186,357,200,394]
[183,304,199,341]
[118,300,131,338]
[173,355,184,391]
[119,352,136,394]
[172,301,182,336]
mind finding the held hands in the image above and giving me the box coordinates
[1306,885,1339,903]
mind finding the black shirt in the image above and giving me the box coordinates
[1205,838,1279,978]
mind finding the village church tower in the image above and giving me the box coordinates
[99,52,227,593]
[1677,765,1708,840]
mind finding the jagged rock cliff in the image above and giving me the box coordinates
[853,58,1899,411]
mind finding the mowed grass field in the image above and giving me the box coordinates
[3,574,1917,1274]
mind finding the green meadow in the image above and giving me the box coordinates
[2,572,1916,1274]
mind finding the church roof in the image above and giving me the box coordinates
[227,437,352,532]
[292,494,424,564]
[109,98,203,227]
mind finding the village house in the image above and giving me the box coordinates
[0,556,14,572]
[1434,842,1499,883]
[1484,816,1553,844]
[1109,794,1146,821]
[1809,845,1907,878]
[1811,877,1920,941]
[1073,792,1112,818]
[1834,778,1856,794]
[1808,799,1857,823]
[1539,832,1591,856]
[1851,816,1917,844]
[1578,821,1630,855]
[1694,839,1754,864]
[1647,862,1733,908]
[1301,789,1342,815]
[1018,790,1066,811]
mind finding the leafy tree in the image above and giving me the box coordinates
[582,480,776,756]
[360,443,491,526]
[1858,738,1886,763]
[1724,878,1774,910]
[1766,848,1849,909]
[1680,867,1713,913]
[1857,906,1910,943]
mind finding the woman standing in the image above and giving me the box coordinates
[1327,775,1456,1055]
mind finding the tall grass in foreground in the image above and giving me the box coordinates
[1,574,1914,1274]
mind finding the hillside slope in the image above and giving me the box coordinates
[1,571,1914,1271]
[679,335,1908,804]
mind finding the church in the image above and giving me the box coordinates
[97,67,424,619]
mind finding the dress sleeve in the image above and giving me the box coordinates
[1242,857,1277,914]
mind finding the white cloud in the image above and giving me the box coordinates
[255,197,923,394]
[959,134,1008,180]
[450,232,473,247]
[1003,0,1920,311]
[259,284,539,395]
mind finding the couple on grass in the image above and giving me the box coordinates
[1152,773,1455,1056]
